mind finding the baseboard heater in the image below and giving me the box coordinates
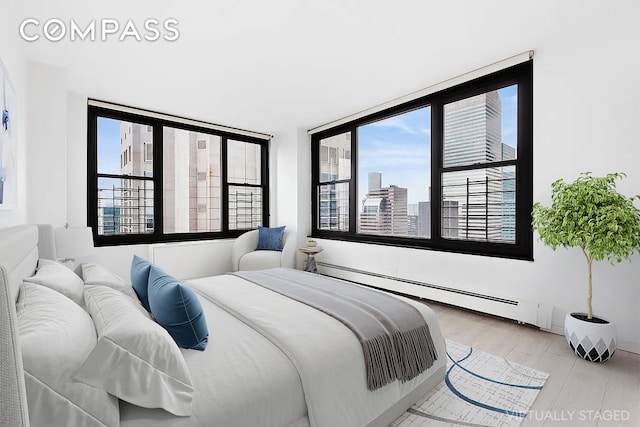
[316,261,553,329]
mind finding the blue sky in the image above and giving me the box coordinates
[97,117,132,206]
[499,84,518,147]
[358,106,431,205]
[357,84,517,205]
[97,116,122,175]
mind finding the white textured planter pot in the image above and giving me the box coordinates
[564,312,617,362]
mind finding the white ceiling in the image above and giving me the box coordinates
[15,0,614,135]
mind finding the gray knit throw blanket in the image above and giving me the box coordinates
[233,268,438,391]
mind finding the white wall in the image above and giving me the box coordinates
[26,61,68,226]
[66,91,88,226]
[295,127,312,251]
[271,127,312,268]
[0,1,28,227]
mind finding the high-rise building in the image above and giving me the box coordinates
[318,133,350,231]
[407,203,419,236]
[368,172,381,193]
[119,123,154,234]
[443,92,502,168]
[442,91,512,242]
[501,141,517,241]
[114,123,226,236]
[162,129,223,233]
[417,200,458,238]
[418,201,430,237]
[359,172,408,236]
[502,143,516,161]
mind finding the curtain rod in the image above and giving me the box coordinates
[88,99,273,141]
[308,50,534,135]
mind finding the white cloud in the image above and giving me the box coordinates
[367,114,430,136]
[358,139,429,168]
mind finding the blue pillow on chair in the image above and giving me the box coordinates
[130,255,152,311]
[148,265,209,351]
[256,226,286,251]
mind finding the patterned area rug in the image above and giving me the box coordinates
[392,340,549,427]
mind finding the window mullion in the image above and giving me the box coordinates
[221,136,229,233]
[87,109,99,236]
[153,120,163,238]
[431,100,443,242]
[321,179,351,186]
[262,139,270,227]
[515,66,534,252]
[311,136,319,234]
[349,127,358,233]
[441,159,518,174]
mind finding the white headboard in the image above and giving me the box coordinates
[0,225,39,303]
[0,224,39,427]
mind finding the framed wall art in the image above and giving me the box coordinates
[0,56,17,209]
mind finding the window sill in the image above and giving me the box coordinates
[310,232,533,261]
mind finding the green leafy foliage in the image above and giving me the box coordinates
[532,173,640,319]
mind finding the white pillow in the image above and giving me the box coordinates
[81,262,139,300]
[75,285,194,416]
[16,282,119,427]
[23,259,84,306]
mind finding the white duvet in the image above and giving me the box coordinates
[120,273,446,427]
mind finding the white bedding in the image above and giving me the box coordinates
[120,273,446,427]
[120,278,308,427]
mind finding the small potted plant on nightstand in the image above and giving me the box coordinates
[532,172,640,362]
[307,238,317,247]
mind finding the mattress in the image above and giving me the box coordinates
[121,273,446,427]
[120,279,308,426]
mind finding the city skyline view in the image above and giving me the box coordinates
[357,85,517,206]
[358,106,430,206]
[353,84,518,242]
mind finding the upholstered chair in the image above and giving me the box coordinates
[231,229,296,271]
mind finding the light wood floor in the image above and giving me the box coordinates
[426,301,640,427]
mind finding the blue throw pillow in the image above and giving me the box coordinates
[256,226,286,251]
[130,255,152,311]
[147,265,208,351]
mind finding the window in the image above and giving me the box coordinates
[161,127,222,235]
[358,106,430,238]
[227,139,263,230]
[317,132,351,231]
[441,86,518,243]
[88,103,269,246]
[311,61,533,259]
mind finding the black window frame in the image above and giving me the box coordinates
[311,60,533,260]
[87,103,270,246]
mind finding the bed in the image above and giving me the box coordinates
[0,224,446,427]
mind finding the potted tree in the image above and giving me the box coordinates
[532,172,640,362]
